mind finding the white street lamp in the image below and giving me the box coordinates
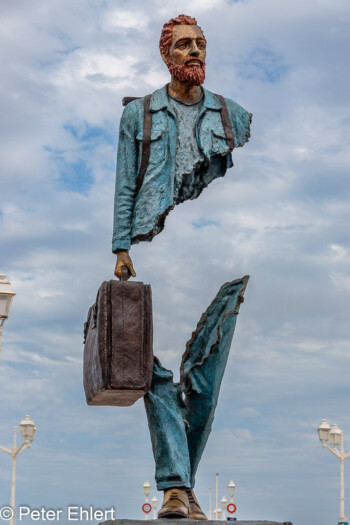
[0,416,36,525]
[143,480,151,520]
[318,419,331,443]
[214,508,222,520]
[207,477,238,520]
[317,419,350,525]
[0,274,16,358]
[19,415,37,443]
[143,480,151,499]
[330,425,342,447]
[228,480,236,503]
[151,495,158,519]
[226,480,237,520]
[221,496,227,520]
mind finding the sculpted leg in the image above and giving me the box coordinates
[144,277,248,520]
[144,357,191,491]
[181,276,249,486]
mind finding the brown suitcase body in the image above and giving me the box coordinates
[83,276,153,407]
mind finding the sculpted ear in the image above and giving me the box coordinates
[160,47,167,64]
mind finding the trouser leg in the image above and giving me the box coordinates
[144,357,191,491]
[144,276,248,491]
[181,277,249,487]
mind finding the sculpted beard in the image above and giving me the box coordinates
[167,56,205,86]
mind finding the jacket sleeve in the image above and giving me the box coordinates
[225,98,252,149]
[112,102,139,253]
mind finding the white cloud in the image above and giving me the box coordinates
[103,9,150,30]
[1,1,350,523]
[153,0,225,18]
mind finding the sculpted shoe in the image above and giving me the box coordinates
[157,488,190,519]
[187,489,208,520]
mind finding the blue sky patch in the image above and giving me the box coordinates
[192,218,219,229]
[64,122,114,145]
[238,47,288,83]
[43,121,115,194]
[57,157,94,194]
[45,146,94,194]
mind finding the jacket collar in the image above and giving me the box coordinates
[150,84,222,112]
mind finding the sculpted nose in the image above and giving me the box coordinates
[190,42,200,56]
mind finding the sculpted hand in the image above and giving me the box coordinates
[114,251,136,280]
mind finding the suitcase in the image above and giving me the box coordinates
[83,268,153,407]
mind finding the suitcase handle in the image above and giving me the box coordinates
[83,304,97,343]
[121,266,130,282]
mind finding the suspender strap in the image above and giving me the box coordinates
[135,94,152,196]
[215,94,235,150]
[122,96,142,106]
[128,92,234,196]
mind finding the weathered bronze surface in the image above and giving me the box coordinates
[187,490,207,520]
[83,277,153,406]
[103,12,254,510]
[162,24,206,104]
[115,250,136,280]
[157,489,190,519]
[112,14,251,272]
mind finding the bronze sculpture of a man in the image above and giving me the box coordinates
[113,14,251,278]
[111,14,251,520]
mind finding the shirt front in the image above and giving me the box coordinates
[169,92,205,198]
[112,86,252,253]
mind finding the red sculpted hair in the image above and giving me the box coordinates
[159,14,205,59]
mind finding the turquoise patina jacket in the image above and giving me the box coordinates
[112,85,251,253]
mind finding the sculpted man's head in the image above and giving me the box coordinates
[160,15,207,87]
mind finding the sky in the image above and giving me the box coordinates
[0,0,350,524]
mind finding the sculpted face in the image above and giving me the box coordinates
[165,25,206,86]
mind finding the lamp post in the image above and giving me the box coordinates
[208,477,237,520]
[0,415,36,525]
[221,496,227,520]
[226,480,237,520]
[143,480,151,520]
[317,419,350,525]
[151,495,158,519]
[228,480,236,503]
[0,274,16,359]
[213,473,221,520]
[208,487,213,519]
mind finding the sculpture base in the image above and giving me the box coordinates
[99,518,292,525]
